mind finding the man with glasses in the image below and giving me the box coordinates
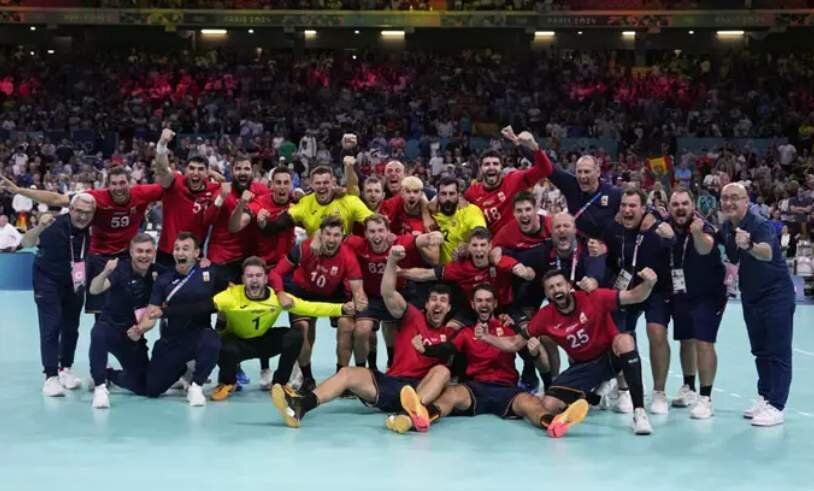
[719,183,795,427]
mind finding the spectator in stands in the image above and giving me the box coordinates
[0,214,22,252]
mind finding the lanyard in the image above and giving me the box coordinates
[573,191,603,220]
[670,235,691,269]
[67,222,86,263]
[554,243,580,282]
[166,266,198,304]
[621,233,644,271]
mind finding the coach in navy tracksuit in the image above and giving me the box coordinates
[132,232,227,406]
[87,233,158,408]
[719,183,795,427]
[23,193,96,397]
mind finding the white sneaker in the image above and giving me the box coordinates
[42,376,65,397]
[672,384,698,408]
[690,396,713,419]
[259,368,274,390]
[751,404,784,427]
[92,385,110,409]
[594,380,615,410]
[614,390,634,414]
[743,396,767,419]
[632,408,653,435]
[650,390,670,415]
[58,368,82,390]
[288,363,303,391]
[187,382,206,407]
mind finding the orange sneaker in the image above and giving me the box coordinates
[209,384,236,401]
[400,385,430,432]
[547,399,589,438]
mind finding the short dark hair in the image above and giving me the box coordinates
[467,226,492,242]
[363,213,389,229]
[130,233,155,246]
[438,177,460,193]
[670,186,695,202]
[107,166,130,182]
[320,215,344,231]
[622,187,647,206]
[513,191,536,207]
[542,269,568,285]
[187,156,207,168]
[242,255,267,272]
[310,166,333,179]
[428,282,453,298]
[270,166,292,179]
[363,175,384,189]
[472,283,497,299]
[175,231,200,249]
[479,149,503,165]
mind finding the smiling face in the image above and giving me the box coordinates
[107,172,131,205]
[384,161,405,193]
[424,291,452,327]
[69,198,95,229]
[363,180,384,211]
[129,239,156,274]
[321,225,343,255]
[311,171,334,204]
[513,198,539,234]
[669,191,695,226]
[467,236,491,267]
[232,159,254,191]
[620,192,645,230]
[575,156,600,193]
[185,160,208,191]
[271,171,292,204]
[720,183,749,222]
[470,287,497,323]
[480,156,502,188]
[551,213,576,253]
[543,273,573,311]
[173,237,199,271]
[365,219,389,253]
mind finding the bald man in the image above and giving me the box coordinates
[719,183,795,427]
[383,160,405,198]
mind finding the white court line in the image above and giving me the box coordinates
[793,348,814,357]
[729,393,742,398]
[798,411,813,418]
[713,388,726,393]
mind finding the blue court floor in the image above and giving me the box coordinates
[0,290,812,491]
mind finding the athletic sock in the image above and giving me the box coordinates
[427,403,442,422]
[301,364,314,381]
[541,372,553,391]
[683,375,696,391]
[386,347,395,368]
[355,361,366,368]
[367,351,378,371]
[618,351,645,409]
[301,392,318,414]
[700,385,712,398]
[336,364,343,373]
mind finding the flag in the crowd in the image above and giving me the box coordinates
[646,155,673,177]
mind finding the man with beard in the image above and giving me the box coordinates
[205,158,269,283]
[270,246,453,428]
[719,183,795,427]
[259,166,372,238]
[480,268,658,435]
[380,176,435,236]
[399,227,535,330]
[23,194,96,396]
[601,188,674,415]
[433,177,486,264]
[269,216,367,392]
[464,127,553,234]
[350,175,386,237]
[87,234,159,409]
[665,188,727,420]
[1,166,164,314]
[133,232,228,406]
[388,284,590,438]
[345,214,443,370]
[153,129,221,270]
[209,257,355,401]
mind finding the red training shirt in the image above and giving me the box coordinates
[87,184,163,255]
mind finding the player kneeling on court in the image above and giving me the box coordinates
[270,246,453,428]
[478,268,660,435]
[388,284,589,438]
[210,256,355,401]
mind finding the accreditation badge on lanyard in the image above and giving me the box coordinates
[614,234,643,291]
[69,229,87,293]
[670,236,690,294]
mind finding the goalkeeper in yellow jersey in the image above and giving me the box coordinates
[209,256,354,401]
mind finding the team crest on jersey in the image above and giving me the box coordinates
[151,272,158,281]
[579,312,588,324]
[330,266,338,276]
[489,267,496,277]
[496,327,504,336]
[203,271,210,282]
[498,191,506,202]
[440,334,447,342]
[600,195,608,207]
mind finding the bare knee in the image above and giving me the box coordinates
[541,395,566,413]
[428,364,451,383]
[612,333,636,355]
[696,340,716,355]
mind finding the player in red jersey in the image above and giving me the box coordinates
[383,160,406,198]
[269,216,368,391]
[379,176,435,236]
[229,166,294,270]
[345,214,443,370]
[479,268,659,435]
[153,129,221,270]
[1,166,164,314]
[386,284,589,437]
[204,158,269,283]
[399,226,535,330]
[463,127,553,234]
[270,245,453,428]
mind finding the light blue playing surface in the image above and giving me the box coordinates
[0,290,812,491]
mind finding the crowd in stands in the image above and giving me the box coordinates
[0,46,813,253]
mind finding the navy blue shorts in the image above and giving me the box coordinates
[355,296,396,325]
[672,294,726,343]
[283,276,349,325]
[547,351,620,401]
[613,290,671,332]
[85,252,129,313]
[455,381,523,418]
[362,370,420,413]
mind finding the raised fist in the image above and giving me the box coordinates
[104,258,119,274]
